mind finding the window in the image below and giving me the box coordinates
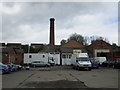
[5,54,8,56]
[43,55,45,58]
[29,55,32,58]
[16,58,17,61]
[32,46,35,48]
[62,54,66,59]
[62,54,72,59]
[69,55,72,59]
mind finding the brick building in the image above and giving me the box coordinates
[88,40,113,60]
[113,46,120,60]
[7,43,21,48]
[2,47,24,64]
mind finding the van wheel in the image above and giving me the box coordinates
[88,68,91,71]
[46,65,48,67]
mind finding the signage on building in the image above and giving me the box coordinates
[73,50,82,54]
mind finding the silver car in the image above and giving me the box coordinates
[31,61,50,67]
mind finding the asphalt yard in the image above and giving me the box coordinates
[2,66,119,89]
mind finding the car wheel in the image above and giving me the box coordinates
[33,65,36,68]
[113,65,116,69]
[77,66,80,71]
[73,66,75,69]
[2,70,5,74]
[96,66,99,69]
[112,65,114,68]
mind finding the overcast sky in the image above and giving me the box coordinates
[1,2,118,45]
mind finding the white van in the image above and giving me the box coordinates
[95,57,107,65]
[71,53,92,71]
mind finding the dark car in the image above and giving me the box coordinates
[16,65,22,70]
[6,63,23,71]
[6,64,14,71]
[90,58,100,68]
[31,61,51,67]
[102,60,115,67]
[6,64,18,71]
[0,63,11,74]
[113,58,120,69]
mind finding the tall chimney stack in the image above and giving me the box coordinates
[49,18,55,45]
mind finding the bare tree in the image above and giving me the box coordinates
[60,33,110,46]
[67,33,86,45]
[60,39,67,45]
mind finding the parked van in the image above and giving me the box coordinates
[95,57,107,65]
[71,53,92,71]
[24,53,56,65]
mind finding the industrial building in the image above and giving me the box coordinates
[23,18,114,65]
[1,18,118,65]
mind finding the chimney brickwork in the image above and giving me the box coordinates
[49,18,55,45]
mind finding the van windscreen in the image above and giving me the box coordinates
[76,57,89,61]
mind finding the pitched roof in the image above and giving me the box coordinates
[61,40,85,48]
[39,44,56,52]
[89,40,111,47]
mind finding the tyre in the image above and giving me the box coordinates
[77,66,80,71]
[88,68,91,71]
[96,66,99,69]
[113,65,116,69]
[72,66,75,69]
[46,65,48,67]
[33,65,36,68]
[2,70,5,74]
[112,65,115,68]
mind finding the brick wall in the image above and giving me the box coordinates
[2,47,24,64]
[88,40,113,59]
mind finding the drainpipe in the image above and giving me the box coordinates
[9,55,11,64]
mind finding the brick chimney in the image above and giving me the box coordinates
[49,18,55,45]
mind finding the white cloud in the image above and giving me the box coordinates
[1,0,119,2]
[56,12,118,44]
[2,3,22,14]
[2,2,118,45]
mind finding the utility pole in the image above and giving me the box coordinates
[28,43,30,54]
